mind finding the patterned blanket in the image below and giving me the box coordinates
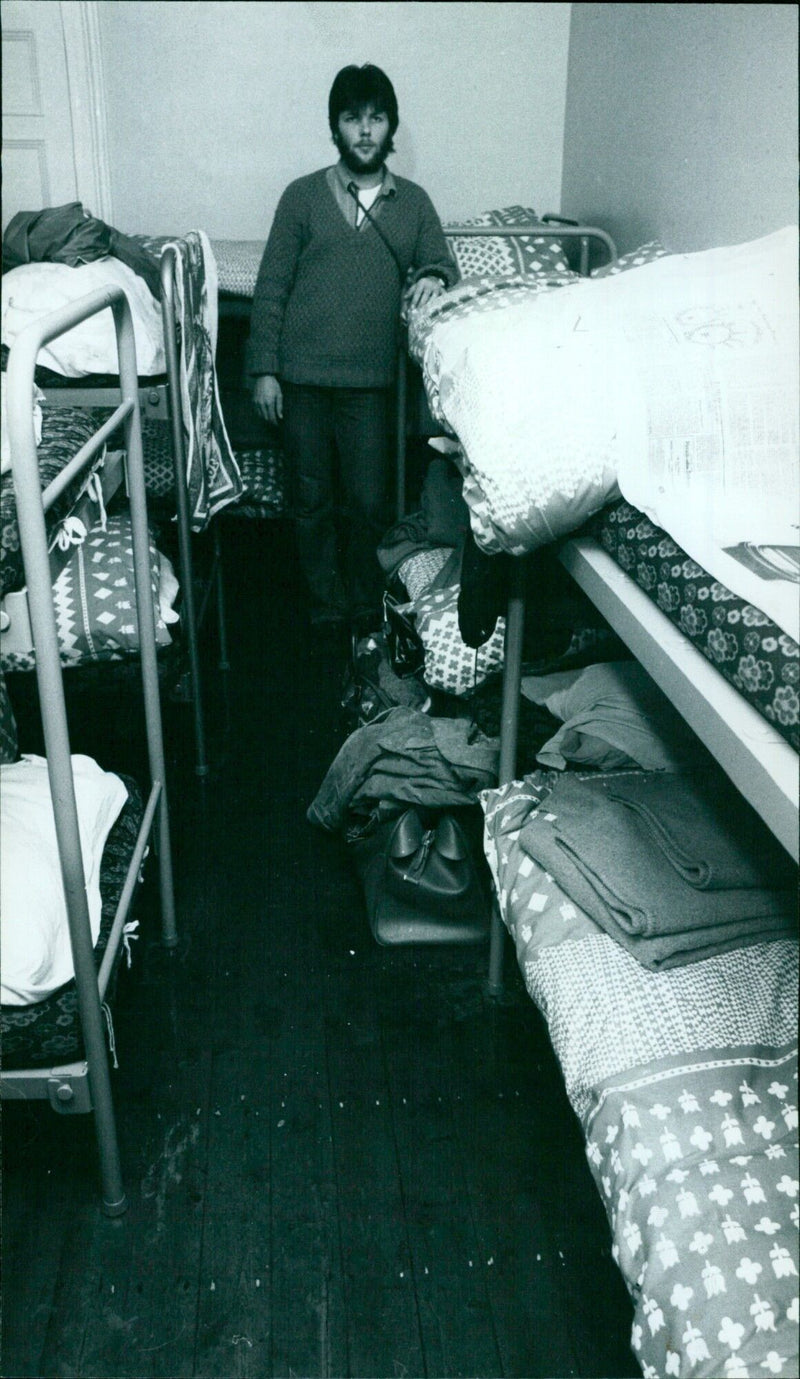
[407,269,623,557]
[0,405,102,598]
[406,270,579,414]
[482,771,799,1378]
[158,231,242,528]
[592,500,800,753]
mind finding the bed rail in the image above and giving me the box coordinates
[35,243,226,779]
[3,284,177,1215]
[442,219,617,276]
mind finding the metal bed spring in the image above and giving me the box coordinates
[1,285,178,1216]
[394,220,618,996]
[36,246,229,779]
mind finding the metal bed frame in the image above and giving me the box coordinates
[1,285,177,1215]
[35,246,228,779]
[394,218,618,994]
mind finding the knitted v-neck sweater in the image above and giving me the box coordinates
[246,167,457,387]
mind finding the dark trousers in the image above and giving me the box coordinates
[281,382,391,622]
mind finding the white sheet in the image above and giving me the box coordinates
[1,258,166,378]
[0,754,127,1005]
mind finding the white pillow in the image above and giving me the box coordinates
[0,754,127,1005]
[1,258,165,378]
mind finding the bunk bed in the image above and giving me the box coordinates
[1,284,177,1217]
[397,220,799,1378]
[207,212,615,526]
[2,229,244,775]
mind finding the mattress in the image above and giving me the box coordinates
[0,774,144,1069]
[590,499,799,753]
[482,769,799,1379]
[210,238,265,298]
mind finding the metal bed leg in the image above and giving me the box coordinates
[487,559,526,999]
[115,297,180,952]
[212,522,231,673]
[161,247,210,780]
[7,300,133,1215]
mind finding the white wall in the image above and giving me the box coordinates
[97,1,571,238]
[561,4,798,255]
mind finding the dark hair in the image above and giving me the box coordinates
[328,64,399,141]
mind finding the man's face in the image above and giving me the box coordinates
[335,104,392,175]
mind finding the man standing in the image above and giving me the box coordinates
[248,63,457,636]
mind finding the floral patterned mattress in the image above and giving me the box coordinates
[1,775,143,1069]
[482,769,799,1379]
[591,500,799,753]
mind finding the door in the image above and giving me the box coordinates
[1,0,82,230]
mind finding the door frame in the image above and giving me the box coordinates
[60,0,113,220]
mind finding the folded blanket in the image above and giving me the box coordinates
[518,773,796,969]
[602,769,797,890]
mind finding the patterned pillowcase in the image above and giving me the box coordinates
[411,583,506,696]
[444,206,572,280]
[591,240,669,277]
[0,667,19,763]
[1,513,172,674]
[396,547,452,602]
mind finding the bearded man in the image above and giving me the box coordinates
[248,63,457,636]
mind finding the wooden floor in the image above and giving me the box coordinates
[1,520,637,1379]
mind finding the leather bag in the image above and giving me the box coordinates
[349,806,490,946]
[383,588,425,678]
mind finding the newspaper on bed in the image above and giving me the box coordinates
[609,225,799,642]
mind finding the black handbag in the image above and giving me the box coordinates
[383,588,425,678]
[349,806,490,946]
[341,632,429,734]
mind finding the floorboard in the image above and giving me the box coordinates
[1,518,637,1379]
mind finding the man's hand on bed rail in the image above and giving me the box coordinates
[253,374,283,425]
[405,275,446,314]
